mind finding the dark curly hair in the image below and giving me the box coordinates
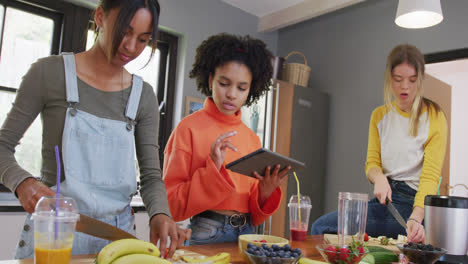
[189,33,273,107]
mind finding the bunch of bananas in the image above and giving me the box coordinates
[181,252,230,264]
[96,239,171,264]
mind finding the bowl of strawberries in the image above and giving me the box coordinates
[316,240,368,264]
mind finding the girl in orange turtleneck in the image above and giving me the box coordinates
[163,33,290,245]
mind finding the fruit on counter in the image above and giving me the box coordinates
[110,253,172,264]
[403,242,441,251]
[96,238,160,264]
[317,239,367,264]
[379,237,389,246]
[246,243,302,258]
[364,233,369,242]
[298,257,328,264]
[181,252,231,264]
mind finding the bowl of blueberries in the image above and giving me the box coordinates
[396,242,447,264]
[244,243,302,264]
[239,235,290,263]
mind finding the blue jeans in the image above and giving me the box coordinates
[311,179,416,238]
[188,214,254,245]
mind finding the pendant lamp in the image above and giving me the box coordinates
[395,0,443,29]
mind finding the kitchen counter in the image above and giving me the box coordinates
[0,235,327,263]
[0,192,146,213]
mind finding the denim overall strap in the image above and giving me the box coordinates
[124,75,143,131]
[62,53,79,103]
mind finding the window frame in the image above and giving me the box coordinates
[0,0,63,92]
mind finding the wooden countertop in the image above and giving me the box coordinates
[0,235,326,264]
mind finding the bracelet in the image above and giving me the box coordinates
[408,218,421,224]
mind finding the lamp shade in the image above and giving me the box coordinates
[395,0,443,29]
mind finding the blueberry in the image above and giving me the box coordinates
[272,245,280,251]
[284,252,291,258]
[292,252,299,258]
[293,248,302,255]
[262,243,269,249]
[254,250,261,256]
[247,243,253,248]
[283,245,291,251]
[270,252,277,257]
[247,248,255,254]
[268,247,274,252]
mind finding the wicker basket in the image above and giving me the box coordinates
[281,51,311,87]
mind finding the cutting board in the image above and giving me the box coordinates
[171,249,208,262]
[323,234,399,252]
[0,250,207,264]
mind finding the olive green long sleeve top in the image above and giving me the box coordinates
[0,55,171,219]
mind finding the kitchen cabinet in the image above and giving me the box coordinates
[0,212,28,260]
[266,80,330,238]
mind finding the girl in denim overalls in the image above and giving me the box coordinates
[0,0,188,259]
[163,33,291,245]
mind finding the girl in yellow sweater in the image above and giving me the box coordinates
[312,44,447,243]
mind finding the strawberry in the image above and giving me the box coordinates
[325,245,337,262]
[339,247,350,261]
[364,233,369,242]
[358,246,365,254]
[260,239,267,243]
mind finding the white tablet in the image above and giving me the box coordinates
[226,148,306,177]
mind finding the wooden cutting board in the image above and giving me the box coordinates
[323,234,399,252]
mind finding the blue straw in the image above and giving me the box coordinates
[54,145,61,244]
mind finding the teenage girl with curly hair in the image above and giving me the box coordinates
[163,33,290,244]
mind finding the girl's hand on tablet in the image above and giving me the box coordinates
[254,165,291,206]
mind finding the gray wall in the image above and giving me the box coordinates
[277,0,468,213]
[157,0,278,125]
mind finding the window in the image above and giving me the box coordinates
[0,1,62,177]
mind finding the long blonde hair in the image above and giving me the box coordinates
[383,44,441,137]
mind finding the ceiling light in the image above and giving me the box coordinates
[395,0,443,29]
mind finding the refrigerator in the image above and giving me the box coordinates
[242,80,330,237]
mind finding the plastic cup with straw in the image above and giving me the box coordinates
[33,146,78,264]
[54,145,61,247]
[288,172,312,241]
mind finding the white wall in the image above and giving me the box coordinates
[427,60,468,197]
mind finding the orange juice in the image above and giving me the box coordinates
[35,247,72,264]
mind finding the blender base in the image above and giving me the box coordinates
[435,254,468,264]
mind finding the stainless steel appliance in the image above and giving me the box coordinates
[425,195,468,264]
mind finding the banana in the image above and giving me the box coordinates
[298,257,327,264]
[182,252,230,264]
[110,253,172,264]
[96,239,160,264]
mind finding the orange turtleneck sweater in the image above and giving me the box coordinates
[163,98,282,226]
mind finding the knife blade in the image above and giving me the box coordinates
[386,198,408,229]
[75,213,137,241]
